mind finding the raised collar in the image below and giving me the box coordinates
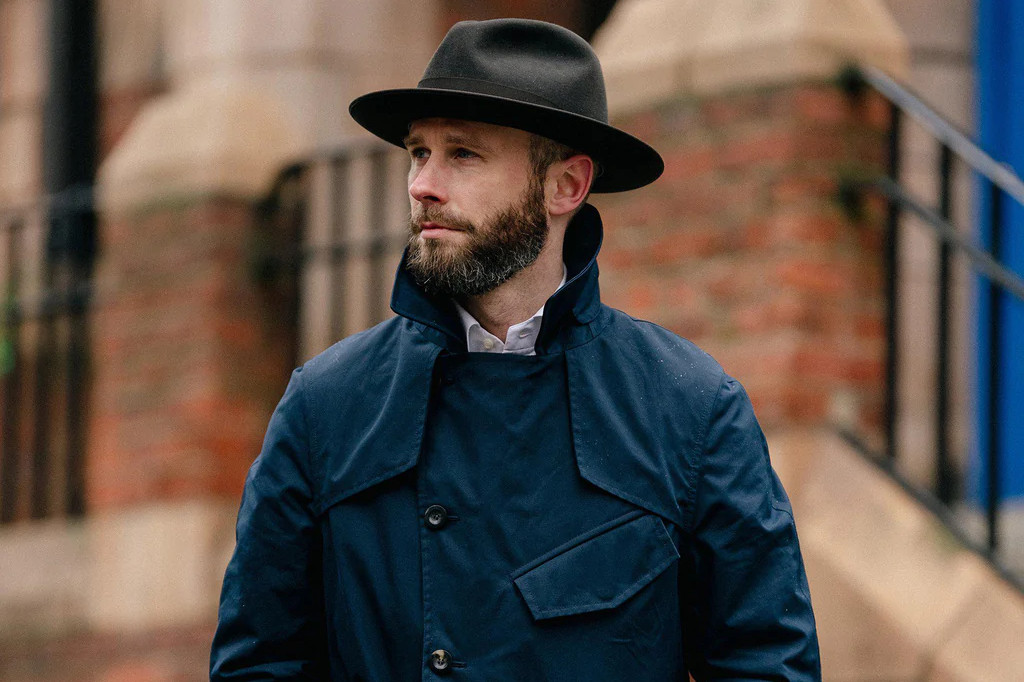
[389,203,605,354]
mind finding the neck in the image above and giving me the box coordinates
[459,235,565,342]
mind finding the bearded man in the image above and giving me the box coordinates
[211,18,820,682]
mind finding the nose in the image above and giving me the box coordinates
[409,157,447,206]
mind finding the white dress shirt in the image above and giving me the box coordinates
[455,265,567,356]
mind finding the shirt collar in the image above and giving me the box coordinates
[454,265,567,355]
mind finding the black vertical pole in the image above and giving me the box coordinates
[368,148,389,325]
[936,144,955,503]
[884,102,903,463]
[42,0,97,518]
[1,221,23,522]
[330,155,350,342]
[986,182,1003,554]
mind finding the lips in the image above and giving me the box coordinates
[420,221,457,231]
[410,208,475,238]
[416,221,457,239]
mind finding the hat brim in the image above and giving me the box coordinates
[349,88,663,193]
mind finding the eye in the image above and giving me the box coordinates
[453,147,478,160]
[408,147,429,161]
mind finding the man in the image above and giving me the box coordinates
[211,18,820,681]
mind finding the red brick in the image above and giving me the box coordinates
[660,145,717,182]
[719,130,798,169]
[649,225,723,263]
[598,82,887,433]
[770,174,838,204]
[89,197,294,511]
[768,212,846,245]
[775,259,853,296]
[793,88,849,125]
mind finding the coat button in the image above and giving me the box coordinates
[429,649,452,673]
[424,504,449,530]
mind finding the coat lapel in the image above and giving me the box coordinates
[565,326,706,529]
[310,320,442,515]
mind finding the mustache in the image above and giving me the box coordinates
[409,207,477,234]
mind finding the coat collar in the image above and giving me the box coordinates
[315,203,688,526]
[389,204,605,354]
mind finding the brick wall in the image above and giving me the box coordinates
[593,82,890,434]
[89,198,297,510]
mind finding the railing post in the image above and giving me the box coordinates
[64,199,94,517]
[884,102,903,463]
[29,263,55,520]
[330,154,350,343]
[368,148,391,324]
[0,219,23,523]
[936,144,955,503]
[986,182,1003,554]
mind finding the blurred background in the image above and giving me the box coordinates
[0,0,1022,679]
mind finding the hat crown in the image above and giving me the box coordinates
[348,18,663,192]
[418,19,608,124]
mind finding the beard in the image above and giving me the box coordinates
[405,178,549,298]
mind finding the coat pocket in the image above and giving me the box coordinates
[511,510,680,621]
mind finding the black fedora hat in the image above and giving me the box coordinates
[349,18,663,193]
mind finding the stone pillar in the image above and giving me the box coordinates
[88,92,300,633]
[87,0,438,636]
[592,0,907,435]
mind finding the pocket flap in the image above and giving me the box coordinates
[512,512,679,621]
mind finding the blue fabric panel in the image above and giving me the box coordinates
[974,0,1024,501]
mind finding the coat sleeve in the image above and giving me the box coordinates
[681,374,821,681]
[210,367,328,681]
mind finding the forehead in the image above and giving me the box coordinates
[405,118,532,152]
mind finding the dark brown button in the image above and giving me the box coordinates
[424,504,449,530]
[429,649,452,673]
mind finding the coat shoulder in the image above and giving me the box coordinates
[601,307,727,392]
[297,316,408,394]
[276,317,441,510]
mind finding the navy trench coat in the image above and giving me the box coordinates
[211,205,820,681]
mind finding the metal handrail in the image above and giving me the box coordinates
[857,176,1024,301]
[842,64,1024,567]
[851,64,1024,208]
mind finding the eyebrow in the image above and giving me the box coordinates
[402,131,494,154]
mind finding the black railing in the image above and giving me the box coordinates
[0,185,94,524]
[259,141,410,362]
[840,65,1024,580]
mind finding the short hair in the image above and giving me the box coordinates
[528,134,577,179]
[527,134,593,212]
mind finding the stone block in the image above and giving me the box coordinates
[927,568,1024,682]
[0,0,47,106]
[0,109,42,203]
[768,428,1024,682]
[594,0,909,115]
[98,0,164,90]
[97,80,301,212]
[0,519,88,640]
[85,500,237,631]
[883,0,974,60]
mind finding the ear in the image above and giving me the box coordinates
[546,154,594,218]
